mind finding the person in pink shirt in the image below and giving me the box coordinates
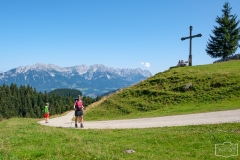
[74,95,85,128]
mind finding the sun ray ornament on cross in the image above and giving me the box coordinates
[181,26,202,66]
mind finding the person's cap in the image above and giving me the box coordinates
[78,95,81,97]
[46,102,49,105]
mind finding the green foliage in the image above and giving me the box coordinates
[0,84,74,119]
[0,86,101,119]
[0,118,239,159]
[82,96,99,107]
[85,61,240,120]
[49,88,82,97]
[206,2,240,59]
[49,88,100,107]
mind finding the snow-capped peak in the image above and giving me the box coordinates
[0,63,152,97]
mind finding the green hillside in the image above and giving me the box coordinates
[85,60,240,120]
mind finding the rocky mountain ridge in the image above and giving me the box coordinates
[0,63,152,97]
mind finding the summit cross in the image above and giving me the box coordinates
[181,26,202,66]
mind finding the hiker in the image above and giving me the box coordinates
[44,102,50,123]
[74,95,85,128]
[181,60,184,66]
[177,60,181,66]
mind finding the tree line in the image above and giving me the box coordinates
[0,83,100,120]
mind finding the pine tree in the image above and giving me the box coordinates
[206,2,240,59]
[0,83,95,119]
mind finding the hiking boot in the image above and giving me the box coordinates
[75,124,78,128]
[80,124,84,128]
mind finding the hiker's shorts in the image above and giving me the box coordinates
[75,110,83,116]
[44,113,49,118]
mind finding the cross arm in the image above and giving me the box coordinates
[181,37,188,41]
[191,33,202,38]
[181,33,202,41]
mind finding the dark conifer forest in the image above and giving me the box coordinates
[0,84,99,120]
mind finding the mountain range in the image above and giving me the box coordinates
[0,63,152,97]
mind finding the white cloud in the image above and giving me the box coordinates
[145,62,150,68]
[141,62,150,68]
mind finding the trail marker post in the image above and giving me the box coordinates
[181,26,202,66]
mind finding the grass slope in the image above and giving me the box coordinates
[0,118,239,160]
[85,61,240,120]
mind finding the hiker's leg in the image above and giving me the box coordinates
[75,116,78,128]
[80,116,83,124]
[75,116,78,124]
[44,113,47,123]
[80,115,84,128]
[47,113,49,122]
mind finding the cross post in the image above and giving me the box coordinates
[181,26,202,66]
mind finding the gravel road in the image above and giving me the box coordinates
[37,109,240,129]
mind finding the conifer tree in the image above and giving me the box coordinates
[0,84,96,119]
[206,2,240,59]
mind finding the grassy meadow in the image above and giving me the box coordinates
[0,118,239,160]
[0,60,240,159]
[85,60,240,121]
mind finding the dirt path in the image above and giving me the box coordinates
[37,109,240,129]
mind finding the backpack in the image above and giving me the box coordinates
[75,100,83,110]
[44,105,50,113]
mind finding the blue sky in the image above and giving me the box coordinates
[0,0,240,75]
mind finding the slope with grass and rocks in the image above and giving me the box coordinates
[85,60,240,121]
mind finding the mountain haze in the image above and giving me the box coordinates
[0,63,152,97]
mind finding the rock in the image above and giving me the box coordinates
[123,149,136,154]
[185,82,192,90]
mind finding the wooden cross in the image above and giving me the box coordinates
[181,26,202,66]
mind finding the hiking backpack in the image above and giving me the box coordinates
[75,100,83,110]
